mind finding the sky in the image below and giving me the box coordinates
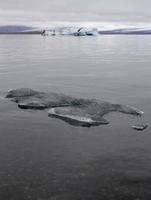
[0,0,151,26]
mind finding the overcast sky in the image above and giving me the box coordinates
[0,0,151,25]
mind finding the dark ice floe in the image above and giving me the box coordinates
[6,88,144,127]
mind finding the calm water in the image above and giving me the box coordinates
[0,35,151,200]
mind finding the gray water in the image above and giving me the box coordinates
[0,35,151,200]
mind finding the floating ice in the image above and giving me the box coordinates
[6,88,144,127]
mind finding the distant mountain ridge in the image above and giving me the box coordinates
[0,25,42,34]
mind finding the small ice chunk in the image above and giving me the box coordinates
[132,124,148,131]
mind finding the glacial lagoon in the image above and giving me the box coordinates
[0,35,151,199]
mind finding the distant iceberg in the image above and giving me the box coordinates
[41,27,98,36]
[72,27,98,36]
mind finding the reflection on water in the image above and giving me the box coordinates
[0,35,151,199]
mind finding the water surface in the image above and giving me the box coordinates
[0,35,151,200]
